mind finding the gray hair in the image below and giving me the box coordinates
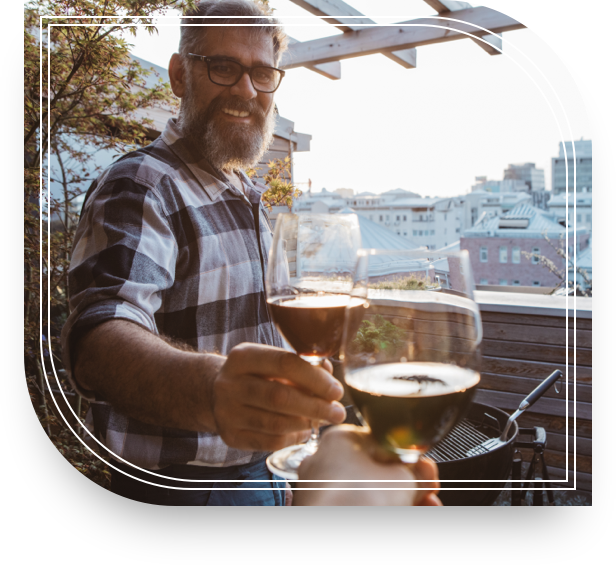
[179,0,288,66]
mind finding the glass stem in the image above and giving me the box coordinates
[302,356,324,455]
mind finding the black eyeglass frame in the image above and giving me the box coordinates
[187,53,285,93]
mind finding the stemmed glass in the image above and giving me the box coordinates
[265,212,362,480]
[341,248,483,465]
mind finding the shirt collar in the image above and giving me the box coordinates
[161,118,229,201]
[161,118,268,207]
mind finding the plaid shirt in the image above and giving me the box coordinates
[61,118,286,469]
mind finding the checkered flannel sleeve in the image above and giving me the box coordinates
[61,177,177,399]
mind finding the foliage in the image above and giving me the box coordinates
[24,0,300,488]
[246,155,302,211]
[368,275,438,291]
[24,0,199,487]
[351,315,405,355]
[522,232,592,297]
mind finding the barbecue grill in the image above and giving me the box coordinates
[337,364,560,506]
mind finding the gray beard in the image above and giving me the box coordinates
[178,84,276,172]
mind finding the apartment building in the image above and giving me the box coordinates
[461,203,590,288]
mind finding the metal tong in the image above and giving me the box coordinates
[467,370,563,456]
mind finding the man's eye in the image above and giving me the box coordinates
[211,63,235,76]
[253,69,274,83]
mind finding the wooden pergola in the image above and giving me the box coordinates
[279,1,525,79]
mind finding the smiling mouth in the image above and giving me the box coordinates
[223,108,250,118]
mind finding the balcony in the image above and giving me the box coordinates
[345,289,592,496]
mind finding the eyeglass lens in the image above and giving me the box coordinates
[209,59,281,92]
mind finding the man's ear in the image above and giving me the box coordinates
[168,53,186,98]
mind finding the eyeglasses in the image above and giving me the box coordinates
[187,54,285,93]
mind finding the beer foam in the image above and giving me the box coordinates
[346,362,480,397]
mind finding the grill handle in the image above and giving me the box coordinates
[499,371,563,441]
[519,370,563,410]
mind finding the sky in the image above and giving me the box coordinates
[127,0,593,198]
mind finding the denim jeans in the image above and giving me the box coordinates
[110,458,286,506]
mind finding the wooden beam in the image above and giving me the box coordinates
[288,0,418,70]
[287,36,341,79]
[470,31,502,55]
[423,0,472,13]
[382,48,417,69]
[423,1,503,56]
[280,7,523,69]
[289,0,373,32]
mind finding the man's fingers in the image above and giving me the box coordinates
[239,405,311,435]
[236,374,346,424]
[226,343,343,401]
[220,428,311,453]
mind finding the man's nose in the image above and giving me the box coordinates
[230,71,258,100]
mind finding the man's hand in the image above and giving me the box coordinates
[210,343,346,452]
[293,425,442,506]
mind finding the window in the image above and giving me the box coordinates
[397,231,400,235]
[577,213,582,222]
[512,246,521,264]
[413,230,417,236]
[533,281,541,287]
[499,246,508,263]
[379,215,383,222]
[480,247,488,263]
[396,215,400,221]
[532,247,540,264]
[444,213,448,221]
[386,215,390,221]
[512,280,520,286]
[586,213,592,222]
[499,279,508,286]
[431,230,435,235]
[456,227,460,233]
[403,215,407,221]
[403,231,407,236]
[419,230,423,236]
[480,278,488,285]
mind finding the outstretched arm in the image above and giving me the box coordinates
[74,320,346,452]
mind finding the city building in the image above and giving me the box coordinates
[503,162,545,192]
[461,190,532,230]
[461,203,590,288]
[293,188,462,250]
[472,176,528,193]
[548,190,592,231]
[551,138,592,194]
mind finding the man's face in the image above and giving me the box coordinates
[178,27,277,172]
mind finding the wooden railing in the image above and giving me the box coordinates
[362,290,592,493]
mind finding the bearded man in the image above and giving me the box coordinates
[61,0,346,506]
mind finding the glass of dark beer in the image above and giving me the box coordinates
[265,212,362,480]
[341,249,483,464]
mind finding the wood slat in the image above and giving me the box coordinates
[481,339,592,366]
[517,448,592,475]
[546,467,592,492]
[480,310,592,330]
[482,356,592,384]
[373,305,476,326]
[516,412,591,439]
[474,389,592,420]
[479,373,592,404]
[544,432,592,457]
[483,321,592,348]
